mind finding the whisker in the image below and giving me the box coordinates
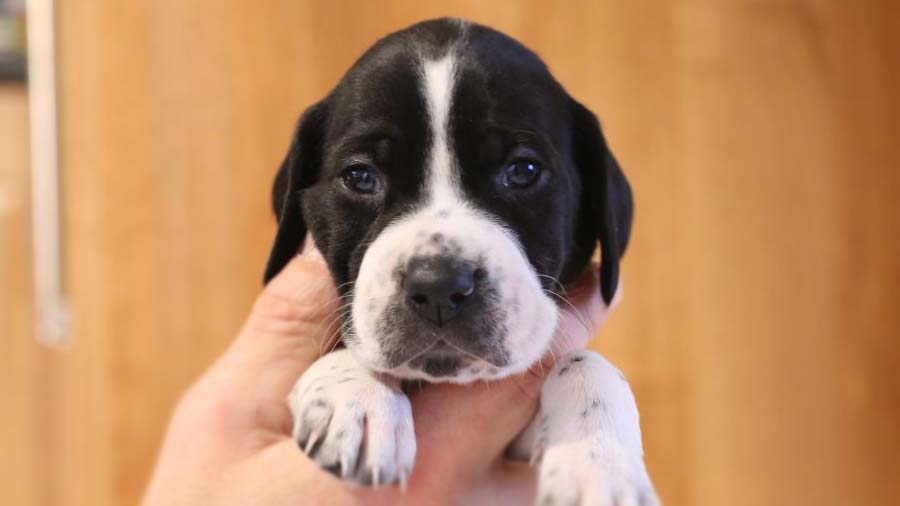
[318,323,346,356]
[314,303,352,353]
[547,345,557,367]
[551,326,578,357]
[541,280,590,329]
[315,316,344,355]
[310,300,352,349]
[333,280,356,293]
[320,309,354,356]
[543,288,593,340]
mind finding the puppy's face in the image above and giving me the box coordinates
[265,19,632,383]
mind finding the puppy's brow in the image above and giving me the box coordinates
[335,123,404,151]
[481,125,558,160]
[484,124,542,139]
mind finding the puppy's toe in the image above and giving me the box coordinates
[289,375,415,488]
[293,397,334,454]
[311,401,366,478]
[353,401,415,487]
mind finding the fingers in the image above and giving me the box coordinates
[480,459,537,505]
[206,241,342,409]
[408,374,541,477]
[246,244,334,337]
[239,242,338,355]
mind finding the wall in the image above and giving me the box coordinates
[1,1,898,505]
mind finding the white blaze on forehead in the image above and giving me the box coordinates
[422,55,461,206]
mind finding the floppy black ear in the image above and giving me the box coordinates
[263,101,328,284]
[570,99,634,304]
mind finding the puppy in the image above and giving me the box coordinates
[264,18,658,505]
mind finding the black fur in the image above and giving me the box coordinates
[264,101,328,282]
[265,18,632,307]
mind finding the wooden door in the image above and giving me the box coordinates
[1,1,898,505]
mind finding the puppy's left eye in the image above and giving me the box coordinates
[341,164,381,194]
[503,159,541,188]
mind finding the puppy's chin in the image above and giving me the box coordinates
[348,328,556,385]
[372,358,518,384]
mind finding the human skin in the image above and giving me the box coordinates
[142,244,609,506]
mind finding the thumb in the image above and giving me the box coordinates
[213,242,341,402]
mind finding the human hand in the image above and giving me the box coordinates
[142,244,611,505]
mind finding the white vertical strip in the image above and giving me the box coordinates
[27,0,69,348]
[422,55,460,206]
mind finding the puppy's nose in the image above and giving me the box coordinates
[404,257,477,327]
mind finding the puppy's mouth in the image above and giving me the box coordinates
[406,340,472,377]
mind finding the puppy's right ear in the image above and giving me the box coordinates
[263,101,328,284]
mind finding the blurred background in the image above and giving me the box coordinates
[2,1,898,505]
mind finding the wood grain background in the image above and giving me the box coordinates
[2,1,899,505]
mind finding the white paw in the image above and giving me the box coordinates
[536,437,659,506]
[288,352,416,487]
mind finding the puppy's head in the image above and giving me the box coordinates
[265,19,632,383]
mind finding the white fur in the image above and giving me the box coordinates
[347,52,558,383]
[512,350,660,506]
[422,55,459,205]
[352,206,558,382]
[288,349,416,486]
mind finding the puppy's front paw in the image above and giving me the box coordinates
[536,436,658,506]
[288,353,416,487]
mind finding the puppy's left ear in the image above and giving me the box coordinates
[570,99,634,304]
[263,101,328,284]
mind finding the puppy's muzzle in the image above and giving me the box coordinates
[403,255,484,327]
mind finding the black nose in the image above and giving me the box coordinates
[404,257,478,327]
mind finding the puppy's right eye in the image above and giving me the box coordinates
[341,164,380,194]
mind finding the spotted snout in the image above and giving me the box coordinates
[349,206,558,383]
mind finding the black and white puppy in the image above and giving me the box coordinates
[264,18,657,505]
